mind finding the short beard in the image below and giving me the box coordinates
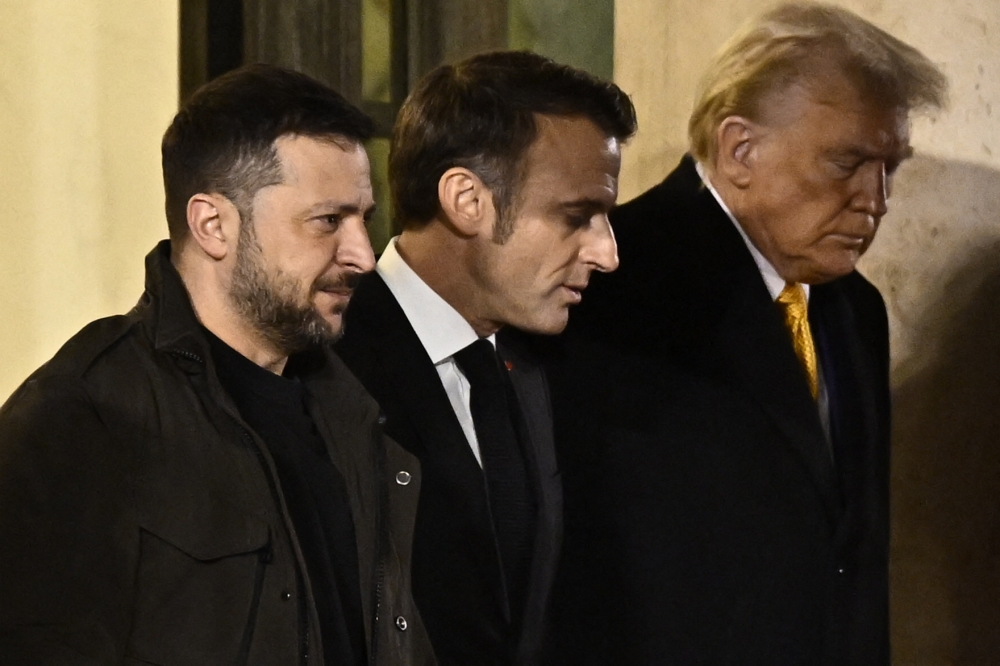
[229,219,350,356]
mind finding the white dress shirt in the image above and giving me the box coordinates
[695,163,832,446]
[377,237,491,466]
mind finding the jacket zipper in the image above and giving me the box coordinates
[169,349,205,365]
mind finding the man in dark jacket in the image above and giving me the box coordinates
[548,4,947,665]
[0,65,434,666]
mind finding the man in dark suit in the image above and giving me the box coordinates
[548,4,947,665]
[335,51,636,665]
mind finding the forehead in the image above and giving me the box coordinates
[760,72,911,157]
[516,115,622,203]
[274,134,371,184]
[250,135,373,225]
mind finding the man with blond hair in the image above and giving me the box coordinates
[548,3,946,664]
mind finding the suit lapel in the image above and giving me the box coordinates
[354,275,490,515]
[497,331,563,658]
[497,331,558,482]
[344,275,509,613]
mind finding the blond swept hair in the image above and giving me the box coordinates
[688,2,948,165]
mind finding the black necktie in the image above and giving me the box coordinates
[453,338,536,623]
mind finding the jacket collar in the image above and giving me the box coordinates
[141,239,343,384]
[141,240,213,362]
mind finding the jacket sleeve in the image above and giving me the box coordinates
[0,375,139,664]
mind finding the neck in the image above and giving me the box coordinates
[396,225,501,338]
[172,248,289,374]
[703,165,787,281]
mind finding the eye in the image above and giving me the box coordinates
[319,214,342,229]
[565,213,592,229]
[832,159,862,177]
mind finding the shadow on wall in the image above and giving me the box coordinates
[861,156,1000,665]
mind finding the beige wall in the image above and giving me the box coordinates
[615,2,1000,663]
[0,1,178,401]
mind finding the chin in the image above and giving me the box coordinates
[794,252,859,284]
[802,266,855,285]
[320,318,345,342]
[518,313,569,336]
[295,311,343,347]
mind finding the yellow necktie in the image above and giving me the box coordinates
[776,282,819,399]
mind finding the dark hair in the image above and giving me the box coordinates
[389,51,637,236]
[161,63,375,240]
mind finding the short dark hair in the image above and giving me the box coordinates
[389,51,637,236]
[161,64,375,241]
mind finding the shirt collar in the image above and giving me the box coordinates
[694,161,807,302]
[376,237,493,363]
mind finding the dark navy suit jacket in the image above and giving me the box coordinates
[335,273,562,666]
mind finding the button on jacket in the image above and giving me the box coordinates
[0,241,435,666]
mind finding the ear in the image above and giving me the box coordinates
[186,193,239,260]
[437,167,494,237]
[714,116,758,189]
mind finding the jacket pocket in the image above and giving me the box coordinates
[126,507,271,666]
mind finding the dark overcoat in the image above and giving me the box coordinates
[548,156,891,666]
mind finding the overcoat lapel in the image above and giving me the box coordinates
[690,181,841,523]
[715,274,842,523]
[811,282,883,540]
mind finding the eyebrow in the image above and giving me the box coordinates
[304,200,377,217]
[828,144,914,162]
[557,197,614,212]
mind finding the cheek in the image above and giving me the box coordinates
[487,231,571,303]
[488,260,546,317]
[760,210,811,248]
[780,192,852,239]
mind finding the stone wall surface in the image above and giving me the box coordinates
[615,2,1000,663]
[0,0,178,402]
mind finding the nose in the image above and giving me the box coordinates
[336,217,376,273]
[580,215,620,273]
[854,162,889,219]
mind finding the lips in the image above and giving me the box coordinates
[315,289,352,317]
[562,284,586,304]
[827,232,870,247]
[313,286,354,313]
[314,271,363,293]
[313,270,363,301]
